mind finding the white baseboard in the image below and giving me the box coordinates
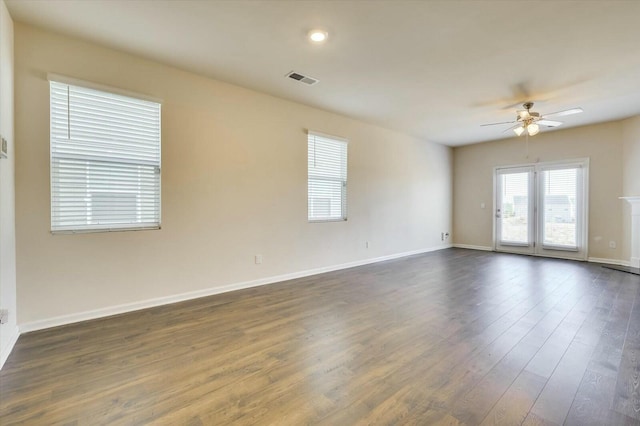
[453,243,493,251]
[0,325,20,370]
[587,257,630,266]
[20,244,452,334]
[452,246,630,267]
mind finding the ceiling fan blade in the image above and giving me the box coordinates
[480,120,516,127]
[537,119,563,127]
[541,107,583,118]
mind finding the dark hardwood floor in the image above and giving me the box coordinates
[2,248,640,425]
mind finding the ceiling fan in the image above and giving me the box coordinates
[481,102,583,136]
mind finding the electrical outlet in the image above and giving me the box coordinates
[255,255,262,264]
[609,241,617,249]
[365,241,369,249]
[0,309,8,324]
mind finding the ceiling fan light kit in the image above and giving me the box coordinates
[526,123,539,136]
[481,101,583,137]
[513,102,542,136]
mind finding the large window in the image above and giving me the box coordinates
[307,131,347,221]
[50,78,161,233]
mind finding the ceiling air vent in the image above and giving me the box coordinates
[286,71,319,86]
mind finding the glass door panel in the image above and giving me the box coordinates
[537,165,586,259]
[495,167,534,254]
[541,168,577,249]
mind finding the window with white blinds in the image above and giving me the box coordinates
[307,131,347,221]
[50,79,161,233]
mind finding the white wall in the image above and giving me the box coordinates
[0,0,16,369]
[622,116,640,196]
[453,120,627,263]
[14,23,452,329]
[621,116,640,261]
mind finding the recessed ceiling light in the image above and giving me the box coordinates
[308,30,328,44]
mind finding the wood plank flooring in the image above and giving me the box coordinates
[2,248,640,425]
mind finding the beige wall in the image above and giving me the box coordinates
[0,0,16,367]
[15,24,452,327]
[453,121,627,261]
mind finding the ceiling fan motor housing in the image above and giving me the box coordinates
[518,111,540,122]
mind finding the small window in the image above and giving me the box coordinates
[50,79,161,233]
[307,131,347,221]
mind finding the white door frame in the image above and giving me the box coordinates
[493,158,589,261]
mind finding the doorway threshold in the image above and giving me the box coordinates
[602,265,640,276]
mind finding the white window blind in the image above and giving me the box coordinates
[308,131,347,221]
[50,80,161,233]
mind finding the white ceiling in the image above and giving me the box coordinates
[6,0,640,146]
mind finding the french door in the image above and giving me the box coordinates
[494,160,588,260]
